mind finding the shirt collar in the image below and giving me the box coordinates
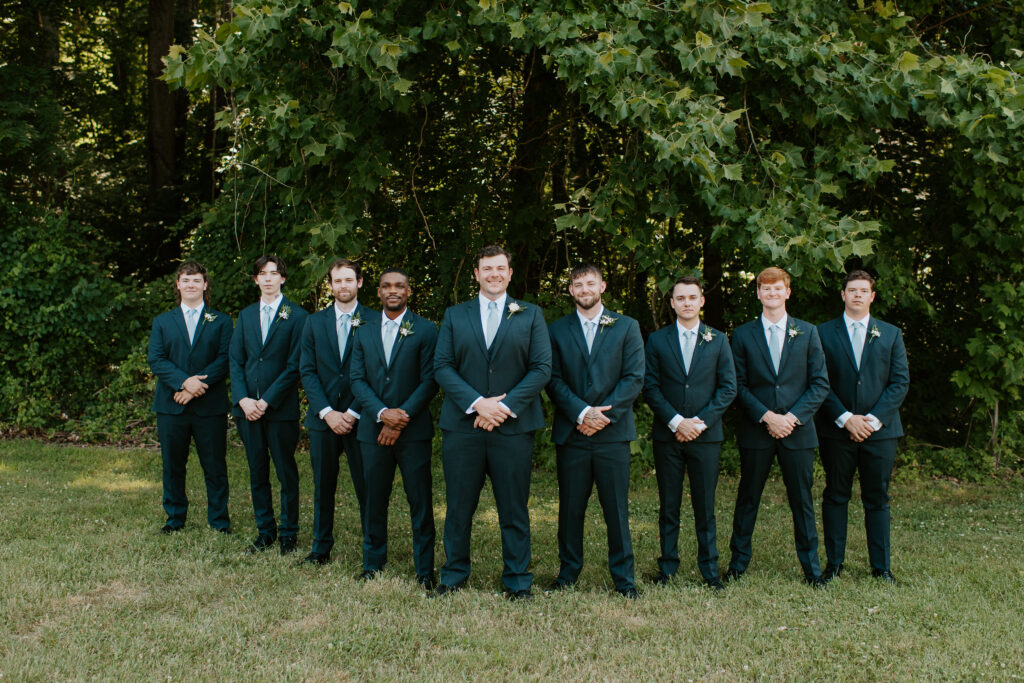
[383,309,407,328]
[577,304,604,327]
[335,301,358,319]
[180,302,204,317]
[843,312,870,329]
[260,294,284,315]
[479,292,507,314]
[676,318,700,335]
[761,313,788,333]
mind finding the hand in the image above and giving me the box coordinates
[674,418,705,443]
[239,397,265,421]
[380,408,410,430]
[182,375,209,396]
[474,394,512,424]
[845,414,875,443]
[325,410,355,435]
[378,425,401,446]
[582,405,612,432]
[577,422,599,437]
[172,390,193,405]
[762,411,797,439]
[473,414,501,431]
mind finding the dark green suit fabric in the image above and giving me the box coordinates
[546,310,644,590]
[349,309,439,579]
[147,305,232,530]
[816,316,909,572]
[434,297,552,591]
[643,322,736,581]
[300,302,381,555]
[728,317,829,579]
[230,297,307,541]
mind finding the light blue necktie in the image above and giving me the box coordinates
[383,319,398,365]
[683,329,696,373]
[186,308,199,344]
[337,312,350,361]
[584,320,597,353]
[769,324,782,374]
[261,303,273,343]
[484,300,499,349]
[852,321,865,369]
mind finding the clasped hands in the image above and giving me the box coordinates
[324,409,358,436]
[377,408,410,446]
[577,405,612,436]
[844,414,875,443]
[172,374,208,405]
[674,417,706,443]
[762,411,799,439]
[239,397,269,421]
[473,394,512,432]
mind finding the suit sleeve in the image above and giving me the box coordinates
[502,307,553,416]
[147,317,190,391]
[399,321,440,418]
[733,329,771,422]
[349,328,386,419]
[259,311,306,409]
[197,317,232,384]
[695,337,737,426]
[434,309,484,412]
[787,325,830,424]
[229,314,250,405]
[596,319,645,424]
[545,325,589,422]
[868,328,910,426]
[300,316,331,416]
[643,333,677,426]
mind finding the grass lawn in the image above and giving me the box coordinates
[1,438,1022,680]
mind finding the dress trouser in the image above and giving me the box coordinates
[157,413,230,531]
[308,428,366,556]
[653,439,721,581]
[235,417,300,540]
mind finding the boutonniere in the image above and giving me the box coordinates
[788,324,803,340]
[349,311,363,334]
[399,320,414,337]
[278,305,292,320]
[698,325,716,346]
[868,324,881,342]
[598,314,616,332]
[203,312,217,322]
[506,301,525,319]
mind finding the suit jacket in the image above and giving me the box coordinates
[148,305,232,416]
[229,297,307,422]
[732,316,829,450]
[350,309,439,443]
[300,302,381,432]
[434,297,552,434]
[815,316,909,441]
[643,322,737,444]
[546,310,644,445]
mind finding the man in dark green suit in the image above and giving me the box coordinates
[816,270,909,583]
[643,276,736,590]
[147,261,232,534]
[545,263,644,599]
[230,255,308,556]
[350,268,439,588]
[432,245,552,600]
[299,258,380,565]
[727,267,830,585]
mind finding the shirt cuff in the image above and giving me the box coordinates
[835,411,852,428]
[693,419,707,432]
[499,402,518,419]
[866,414,882,430]
[376,408,386,423]
[667,414,683,432]
[578,407,591,425]
[318,406,333,420]
[346,409,360,420]
[467,396,483,414]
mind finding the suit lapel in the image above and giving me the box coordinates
[753,321,776,376]
[173,308,191,348]
[587,312,614,364]
[687,324,711,376]
[190,307,209,352]
[465,300,489,357]
[340,304,361,366]
[833,319,859,373]
[858,317,879,372]
[261,299,288,349]
[323,306,341,368]
[378,313,395,369]
[487,298,514,358]
[665,325,688,376]
[777,320,794,373]
[567,317,589,359]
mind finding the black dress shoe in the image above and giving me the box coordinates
[723,568,744,583]
[649,571,671,586]
[428,583,464,599]
[279,538,297,556]
[616,587,640,600]
[245,534,277,554]
[544,579,576,593]
[160,524,183,535]
[417,574,438,590]
[705,577,725,591]
[822,563,844,582]
[805,575,827,588]
[355,569,382,582]
[506,589,533,602]
[300,552,330,566]
[872,569,897,584]
[215,527,231,534]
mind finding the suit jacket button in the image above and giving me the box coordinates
[685,384,689,389]
[385,376,390,382]
[776,385,780,389]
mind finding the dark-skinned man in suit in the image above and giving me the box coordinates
[816,270,909,584]
[299,258,380,565]
[727,266,830,586]
[350,268,439,588]
[147,261,232,534]
[545,263,645,599]
[643,276,736,590]
[230,255,308,556]
[431,245,552,601]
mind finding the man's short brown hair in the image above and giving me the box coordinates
[174,260,210,305]
[474,245,512,268]
[842,269,875,290]
[756,266,790,288]
[327,257,361,281]
[672,275,704,296]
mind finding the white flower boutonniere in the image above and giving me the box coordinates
[869,324,882,343]
[506,302,525,319]
[278,305,291,320]
[203,312,217,322]
[699,325,716,346]
[349,311,363,335]
[788,324,803,340]
[598,314,616,333]
[399,320,414,337]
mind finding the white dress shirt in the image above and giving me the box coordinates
[835,312,881,431]
[667,318,707,434]
[318,301,361,421]
[468,293,515,418]
[374,309,408,422]
[575,305,604,425]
